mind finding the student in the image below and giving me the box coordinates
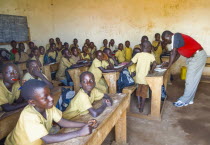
[109,39,117,52]
[55,37,62,49]
[0,63,27,112]
[46,38,55,50]
[88,42,97,58]
[39,46,45,66]
[45,43,58,64]
[100,39,109,51]
[152,33,162,64]
[103,48,118,69]
[10,40,18,55]
[22,60,53,89]
[5,79,95,145]
[63,71,112,119]
[134,36,149,51]
[27,41,35,58]
[124,41,133,62]
[88,50,121,93]
[64,42,69,49]
[115,43,125,63]
[15,43,29,63]
[84,39,90,47]
[71,47,82,64]
[31,47,43,68]
[81,46,92,61]
[56,45,64,62]
[56,49,85,86]
[124,41,156,112]
[70,38,79,49]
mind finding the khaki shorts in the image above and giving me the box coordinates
[136,84,149,98]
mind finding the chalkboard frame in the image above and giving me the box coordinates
[0,14,31,45]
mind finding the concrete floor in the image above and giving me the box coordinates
[103,76,210,145]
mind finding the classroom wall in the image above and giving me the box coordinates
[0,0,210,74]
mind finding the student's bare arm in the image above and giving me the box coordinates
[57,118,86,128]
[149,61,157,74]
[103,94,113,105]
[88,100,108,118]
[98,67,121,73]
[111,57,119,66]
[123,61,133,68]
[1,102,28,112]
[35,72,53,89]
[41,124,92,144]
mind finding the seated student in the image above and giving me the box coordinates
[84,39,90,47]
[103,48,118,69]
[27,41,35,58]
[124,41,156,112]
[46,38,55,50]
[81,46,92,61]
[63,71,112,119]
[124,41,133,62]
[5,79,95,145]
[55,37,62,49]
[22,60,53,89]
[134,36,149,51]
[71,47,82,64]
[70,38,79,49]
[88,42,97,58]
[39,46,45,66]
[128,48,141,81]
[10,40,18,55]
[44,43,58,64]
[88,50,122,93]
[56,45,64,62]
[108,39,117,53]
[100,39,109,51]
[115,43,125,63]
[30,47,43,68]
[0,63,27,112]
[14,43,29,64]
[64,42,69,49]
[152,33,162,64]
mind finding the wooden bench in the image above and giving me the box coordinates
[0,87,62,140]
[103,72,120,94]
[122,85,137,112]
[49,93,129,145]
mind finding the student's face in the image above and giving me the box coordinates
[105,50,112,57]
[65,50,72,58]
[80,74,95,92]
[29,42,35,49]
[103,39,108,46]
[73,39,78,44]
[141,37,148,43]
[125,41,130,47]
[11,42,17,48]
[56,38,60,43]
[82,46,88,53]
[19,43,25,52]
[49,38,54,44]
[51,44,56,51]
[110,39,114,45]
[28,61,40,75]
[97,52,103,61]
[155,34,160,41]
[31,87,54,109]
[72,48,78,56]
[64,44,69,49]
[3,65,19,84]
[39,47,45,55]
[85,39,90,45]
[90,42,94,48]
[118,44,123,50]
[33,50,40,57]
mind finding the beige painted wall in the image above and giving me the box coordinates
[0,0,210,74]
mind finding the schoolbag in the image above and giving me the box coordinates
[117,68,135,93]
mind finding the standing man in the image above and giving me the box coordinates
[162,30,207,107]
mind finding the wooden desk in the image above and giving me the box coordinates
[17,63,27,78]
[102,72,120,94]
[67,66,89,93]
[128,69,171,121]
[49,93,129,145]
[43,62,60,82]
[0,87,62,140]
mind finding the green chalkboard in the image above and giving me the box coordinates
[0,14,30,44]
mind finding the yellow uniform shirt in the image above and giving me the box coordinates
[26,49,31,55]
[131,52,155,85]
[115,50,125,63]
[88,47,97,55]
[31,56,44,67]
[124,47,133,62]
[56,50,63,62]
[128,64,136,74]
[46,44,50,50]
[101,58,114,69]
[63,88,104,119]
[71,55,80,64]
[88,58,108,93]
[15,52,29,62]
[81,53,91,60]
[5,105,62,145]
[48,51,57,60]
[0,80,20,111]
[70,44,79,49]
[152,41,162,64]
[56,57,74,81]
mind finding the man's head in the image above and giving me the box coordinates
[10,40,17,48]
[18,43,25,52]
[71,47,79,56]
[49,38,55,44]
[56,37,60,43]
[95,50,103,61]
[155,33,161,41]
[28,42,35,49]
[161,30,173,44]
[39,46,45,55]
[26,60,40,76]
[73,38,78,45]
[62,48,71,58]
[109,39,115,46]
[125,41,130,48]
[141,36,149,43]
[103,39,108,46]
[80,71,95,92]
[32,47,40,57]
[21,79,54,109]
[118,43,123,50]
[2,63,19,84]
[142,41,152,52]
[64,42,69,49]
[103,48,112,58]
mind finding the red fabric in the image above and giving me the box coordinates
[178,34,202,58]
[11,48,18,54]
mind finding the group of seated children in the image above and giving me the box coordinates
[0,33,167,144]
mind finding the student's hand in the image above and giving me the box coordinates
[88,119,98,129]
[79,124,92,136]
[103,99,112,107]
[161,62,169,69]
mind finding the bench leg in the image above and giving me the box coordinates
[115,110,127,144]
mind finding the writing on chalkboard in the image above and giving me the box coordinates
[0,14,30,44]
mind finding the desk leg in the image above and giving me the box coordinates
[146,77,163,119]
[115,110,127,144]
